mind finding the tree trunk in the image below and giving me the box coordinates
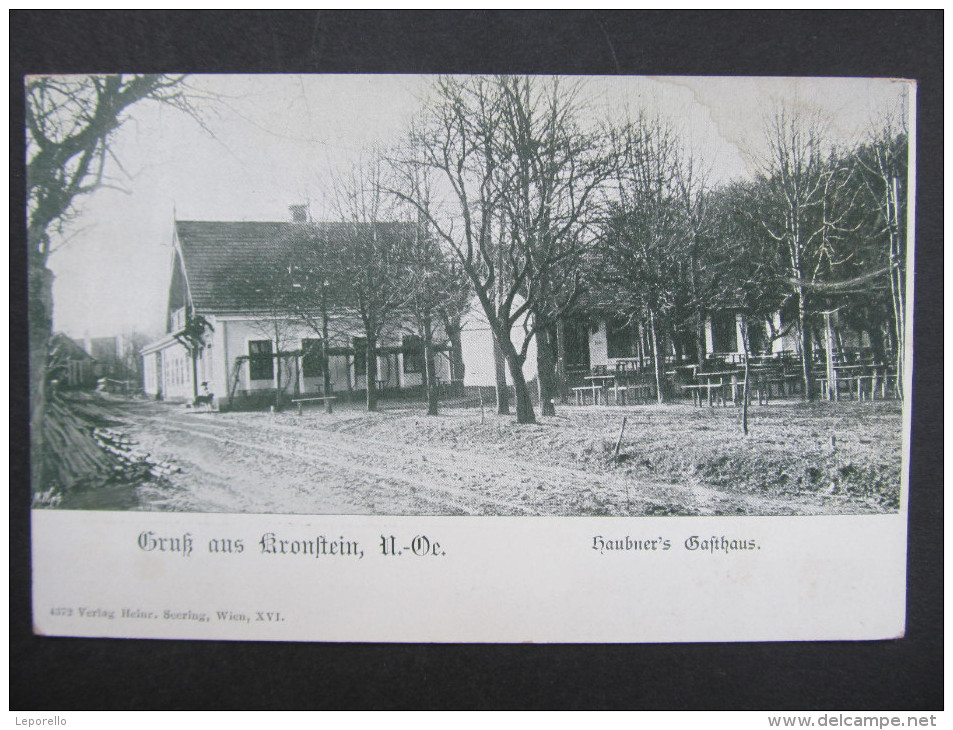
[29,263,55,492]
[797,290,815,401]
[446,317,466,390]
[365,337,378,411]
[535,323,558,416]
[695,309,707,369]
[492,327,510,415]
[492,241,510,416]
[823,311,836,402]
[639,322,649,369]
[321,310,333,414]
[868,317,887,369]
[889,176,905,401]
[423,316,438,416]
[740,315,751,436]
[273,346,283,412]
[672,331,684,363]
[648,309,665,404]
[555,318,569,404]
[498,336,536,424]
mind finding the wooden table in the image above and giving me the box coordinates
[581,374,617,405]
[292,395,337,415]
[830,363,887,401]
[614,357,651,372]
[746,365,800,400]
[691,370,743,407]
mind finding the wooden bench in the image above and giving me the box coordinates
[739,378,774,406]
[617,383,655,404]
[292,396,337,414]
[612,385,628,405]
[681,384,703,407]
[682,381,725,407]
[753,374,775,405]
[836,376,871,401]
[880,373,898,399]
[572,385,601,406]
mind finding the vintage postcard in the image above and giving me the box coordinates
[28,74,914,642]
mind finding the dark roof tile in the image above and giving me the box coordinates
[175,220,411,314]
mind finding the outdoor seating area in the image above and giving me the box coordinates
[571,363,658,406]
[568,351,899,408]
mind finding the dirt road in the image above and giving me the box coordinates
[76,398,882,516]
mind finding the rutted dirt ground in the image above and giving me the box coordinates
[53,394,902,516]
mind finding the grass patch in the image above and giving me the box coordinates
[332,399,903,512]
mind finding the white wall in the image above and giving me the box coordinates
[146,310,461,401]
[155,341,192,401]
[588,321,609,367]
[459,302,538,387]
[206,314,451,398]
[143,352,157,395]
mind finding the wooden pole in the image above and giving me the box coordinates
[614,416,628,457]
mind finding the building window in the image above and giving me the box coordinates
[606,320,638,359]
[402,334,423,373]
[301,338,324,377]
[353,337,367,376]
[248,340,274,381]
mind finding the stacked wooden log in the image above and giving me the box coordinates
[40,398,115,490]
[93,427,181,481]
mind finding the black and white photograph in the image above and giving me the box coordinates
[28,74,912,518]
[13,11,942,715]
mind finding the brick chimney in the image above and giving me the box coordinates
[289,204,307,223]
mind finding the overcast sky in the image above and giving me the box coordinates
[44,74,910,340]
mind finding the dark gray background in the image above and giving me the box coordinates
[10,10,943,710]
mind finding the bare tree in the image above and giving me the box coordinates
[391,76,610,423]
[596,114,683,403]
[436,257,472,392]
[331,156,413,412]
[854,113,909,399]
[671,148,729,367]
[392,166,474,415]
[407,227,472,416]
[389,77,534,419]
[494,77,613,416]
[281,223,349,414]
[759,106,858,400]
[712,180,788,433]
[26,73,189,492]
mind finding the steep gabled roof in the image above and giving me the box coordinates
[174,220,413,315]
[50,333,94,362]
[175,220,290,313]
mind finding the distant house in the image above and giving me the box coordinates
[141,215,462,408]
[86,336,121,372]
[568,307,870,375]
[585,311,803,369]
[49,333,97,389]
